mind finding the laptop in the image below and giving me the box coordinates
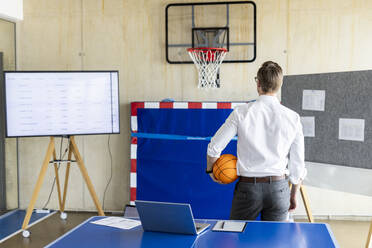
[135,200,210,235]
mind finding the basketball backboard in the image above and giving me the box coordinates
[166,1,256,64]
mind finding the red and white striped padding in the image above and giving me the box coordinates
[129,101,247,205]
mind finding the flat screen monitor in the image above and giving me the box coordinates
[4,71,120,137]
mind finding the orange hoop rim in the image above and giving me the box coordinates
[187,47,228,53]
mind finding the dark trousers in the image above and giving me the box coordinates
[230,179,290,221]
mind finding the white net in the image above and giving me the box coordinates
[188,48,228,89]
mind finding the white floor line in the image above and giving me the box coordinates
[0,210,57,244]
[0,209,19,220]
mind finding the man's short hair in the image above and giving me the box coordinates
[257,61,283,93]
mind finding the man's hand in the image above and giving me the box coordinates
[209,172,223,184]
[206,155,223,184]
[288,182,301,212]
[289,195,297,211]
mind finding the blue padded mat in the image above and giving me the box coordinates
[137,109,233,136]
[137,138,237,219]
[135,108,238,219]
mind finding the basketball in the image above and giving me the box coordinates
[213,154,238,184]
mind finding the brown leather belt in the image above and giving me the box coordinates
[239,175,286,183]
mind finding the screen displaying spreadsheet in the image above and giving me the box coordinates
[4,71,120,137]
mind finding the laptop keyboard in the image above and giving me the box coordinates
[195,223,209,230]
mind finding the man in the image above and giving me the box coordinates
[206,61,306,221]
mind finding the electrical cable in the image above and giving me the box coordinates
[102,135,113,211]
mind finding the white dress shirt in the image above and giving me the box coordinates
[207,95,307,184]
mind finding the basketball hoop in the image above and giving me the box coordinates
[187,47,228,89]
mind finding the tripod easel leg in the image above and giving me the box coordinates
[61,143,72,212]
[70,137,104,216]
[366,221,372,248]
[300,185,314,223]
[53,149,63,211]
[22,137,55,230]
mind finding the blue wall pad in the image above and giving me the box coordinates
[137,108,233,136]
[0,209,55,243]
[137,138,237,219]
[135,108,238,219]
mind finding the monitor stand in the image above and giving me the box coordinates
[21,136,104,237]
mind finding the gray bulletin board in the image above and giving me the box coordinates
[282,70,372,170]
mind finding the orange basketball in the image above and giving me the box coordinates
[213,154,238,184]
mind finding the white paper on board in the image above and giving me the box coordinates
[339,118,365,142]
[300,116,315,137]
[302,90,325,111]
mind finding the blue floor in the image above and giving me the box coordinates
[0,209,55,242]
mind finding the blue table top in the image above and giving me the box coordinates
[46,216,339,248]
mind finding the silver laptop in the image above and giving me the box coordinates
[135,200,210,235]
